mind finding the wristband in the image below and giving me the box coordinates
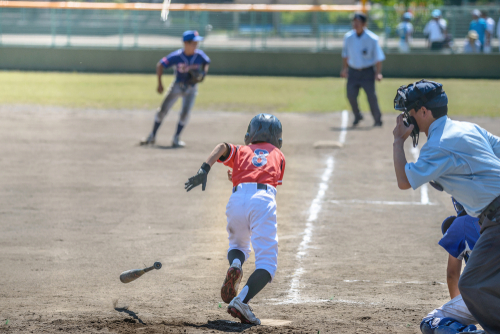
[200,162,211,174]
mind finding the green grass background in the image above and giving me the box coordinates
[1,71,498,116]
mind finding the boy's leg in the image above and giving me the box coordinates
[222,193,251,304]
[172,85,198,147]
[235,189,278,299]
[228,249,246,266]
[140,83,181,145]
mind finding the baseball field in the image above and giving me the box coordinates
[1,72,498,333]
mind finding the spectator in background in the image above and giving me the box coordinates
[424,9,447,50]
[464,30,481,54]
[498,17,500,52]
[481,10,495,53]
[397,12,413,53]
[469,9,486,52]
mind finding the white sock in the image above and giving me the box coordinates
[237,285,249,302]
[231,258,241,267]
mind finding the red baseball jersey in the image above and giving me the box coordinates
[218,142,286,188]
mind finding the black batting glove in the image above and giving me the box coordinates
[185,162,211,192]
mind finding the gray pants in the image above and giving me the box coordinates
[154,82,198,127]
[459,214,500,334]
[346,67,382,122]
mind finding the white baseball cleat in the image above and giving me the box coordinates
[227,297,261,325]
[221,262,243,304]
[140,133,155,146]
[172,136,185,148]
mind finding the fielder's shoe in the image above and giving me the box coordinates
[139,133,155,146]
[172,136,185,148]
[227,297,261,325]
[221,262,243,304]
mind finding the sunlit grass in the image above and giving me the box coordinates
[0,71,498,117]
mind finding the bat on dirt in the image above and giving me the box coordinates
[120,262,162,283]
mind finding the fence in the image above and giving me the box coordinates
[0,2,499,53]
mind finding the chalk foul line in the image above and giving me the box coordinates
[284,110,348,303]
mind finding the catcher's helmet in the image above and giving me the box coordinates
[244,114,283,149]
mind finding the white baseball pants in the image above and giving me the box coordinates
[423,294,477,325]
[225,183,278,279]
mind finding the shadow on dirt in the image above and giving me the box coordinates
[186,320,255,333]
[330,126,374,132]
[114,307,145,325]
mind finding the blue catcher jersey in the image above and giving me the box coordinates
[160,49,210,84]
[438,215,481,263]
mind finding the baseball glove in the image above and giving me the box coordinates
[185,162,211,192]
[187,69,206,85]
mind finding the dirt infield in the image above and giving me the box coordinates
[1,106,497,333]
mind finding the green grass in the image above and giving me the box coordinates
[0,71,498,117]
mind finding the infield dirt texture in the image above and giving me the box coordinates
[1,105,495,333]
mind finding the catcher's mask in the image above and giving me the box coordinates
[244,113,283,149]
[394,79,446,147]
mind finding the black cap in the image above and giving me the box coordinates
[353,12,367,23]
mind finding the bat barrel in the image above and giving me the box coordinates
[119,262,162,283]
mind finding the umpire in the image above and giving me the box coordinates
[392,80,500,333]
[341,13,385,127]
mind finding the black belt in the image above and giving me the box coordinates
[348,66,374,72]
[478,195,500,233]
[233,183,268,193]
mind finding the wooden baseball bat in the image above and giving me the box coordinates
[120,262,162,283]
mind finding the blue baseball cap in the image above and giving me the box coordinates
[183,30,203,42]
[403,12,413,20]
[431,9,442,18]
[406,80,448,109]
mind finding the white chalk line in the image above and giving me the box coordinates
[411,146,429,205]
[344,279,445,285]
[330,199,436,206]
[284,110,349,303]
[327,144,433,207]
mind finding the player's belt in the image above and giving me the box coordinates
[478,194,500,233]
[233,183,268,193]
[348,66,374,71]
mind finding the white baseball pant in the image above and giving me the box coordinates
[423,294,477,326]
[225,183,278,279]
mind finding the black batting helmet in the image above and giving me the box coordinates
[244,113,283,149]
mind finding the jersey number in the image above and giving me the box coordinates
[252,149,269,167]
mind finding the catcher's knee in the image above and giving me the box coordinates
[420,318,477,334]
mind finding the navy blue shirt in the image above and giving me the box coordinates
[160,49,210,84]
[439,215,480,263]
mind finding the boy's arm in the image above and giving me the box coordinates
[205,143,228,166]
[185,143,229,192]
[446,254,462,299]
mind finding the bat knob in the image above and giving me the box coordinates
[154,262,162,270]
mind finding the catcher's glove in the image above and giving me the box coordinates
[187,69,206,85]
[185,162,211,192]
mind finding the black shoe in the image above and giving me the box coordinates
[352,115,364,126]
[374,120,383,127]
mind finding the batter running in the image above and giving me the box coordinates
[140,30,210,147]
[184,114,285,325]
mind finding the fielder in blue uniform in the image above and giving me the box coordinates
[140,30,210,147]
[420,198,483,334]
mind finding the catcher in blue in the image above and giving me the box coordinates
[140,30,210,147]
[420,198,484,334]
[184,114,285,325]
